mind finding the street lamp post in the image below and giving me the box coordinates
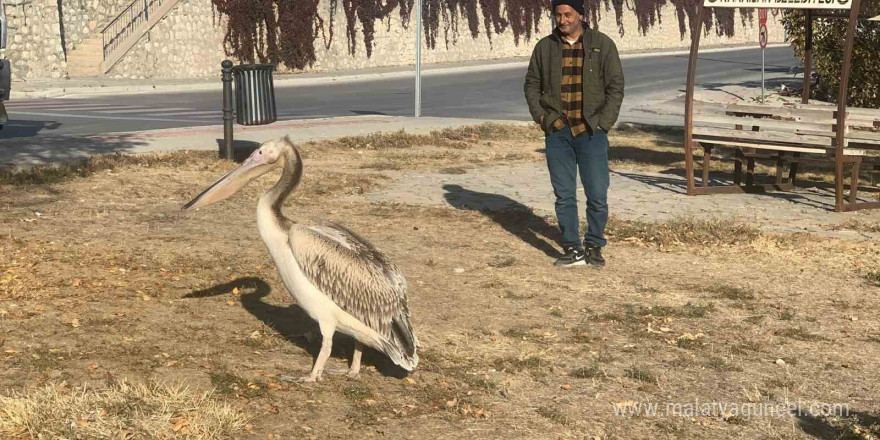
[415,0,422,118]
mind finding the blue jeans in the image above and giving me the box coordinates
[545,125,609,249]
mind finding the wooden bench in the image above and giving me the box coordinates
[686,101,880,211]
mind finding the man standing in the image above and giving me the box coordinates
[523,0,624,267]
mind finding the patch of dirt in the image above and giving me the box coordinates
[1,124,879,439]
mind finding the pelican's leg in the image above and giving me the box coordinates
[347,342,363,380]
[301,322,335,382]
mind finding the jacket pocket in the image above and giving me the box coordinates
[540,111,561,134]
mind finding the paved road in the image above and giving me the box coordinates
[0,46,800,139]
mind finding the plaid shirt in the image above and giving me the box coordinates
[552,37,588,137]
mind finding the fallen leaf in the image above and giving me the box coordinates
[561,384,572,390]
[88,363,99,370]
[405,378,416,385]
[614,400,636,409]
[446,397,458,407]
[76,420,88,428]
[227,300,235,306]
[171,417,189,432]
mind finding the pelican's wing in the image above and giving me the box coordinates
[288,223,418,365]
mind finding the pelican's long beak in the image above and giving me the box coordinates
[183,152,272,210]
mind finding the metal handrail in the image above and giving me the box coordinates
[100,0,162,60]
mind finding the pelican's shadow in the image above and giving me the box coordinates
[184,277,409,379]
[214,139,261,163]
[442,184,563,258]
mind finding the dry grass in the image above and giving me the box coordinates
[833,218,880,233]
[326,123,539,151]
[1,123,879,439]
[606,216,762,247]
[0,380,249,439]
[0,150,217,185]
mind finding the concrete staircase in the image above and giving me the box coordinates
[66,0,182,78]
[66,35,105,77]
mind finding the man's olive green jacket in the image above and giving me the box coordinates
[523,28,625,134]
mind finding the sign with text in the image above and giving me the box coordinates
[704,0,851,9]
[758,8,768,48]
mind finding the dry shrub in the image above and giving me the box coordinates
[607,216,762,247]
[430,123,538,142]
[329,123,537,151]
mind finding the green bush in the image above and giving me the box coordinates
[782,3,880,108]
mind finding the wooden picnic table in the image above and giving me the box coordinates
[684,101,880,211]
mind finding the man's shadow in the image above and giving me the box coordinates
[796,410,880,439]
[184,277,409,378]
[442,184,562,258]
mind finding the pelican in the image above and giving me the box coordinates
[183,137,419,381]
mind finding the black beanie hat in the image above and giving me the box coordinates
[551,0,585,16]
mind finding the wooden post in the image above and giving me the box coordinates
[835,0,861,212]
[702,145,712,187]
[849,158,861,204]
[788,152,800,184]
[775,151,785,184]
[746,156,756,187]
[684,4,706,196]
[802,9,813,104]
[734,149,743,186]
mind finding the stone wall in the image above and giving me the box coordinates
[4,0,788,80]
[107,0,226,78]
[59,0,144,51]
[3,0,143,79]
[3,0,66,78]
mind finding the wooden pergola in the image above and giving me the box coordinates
[682,0,880,212]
